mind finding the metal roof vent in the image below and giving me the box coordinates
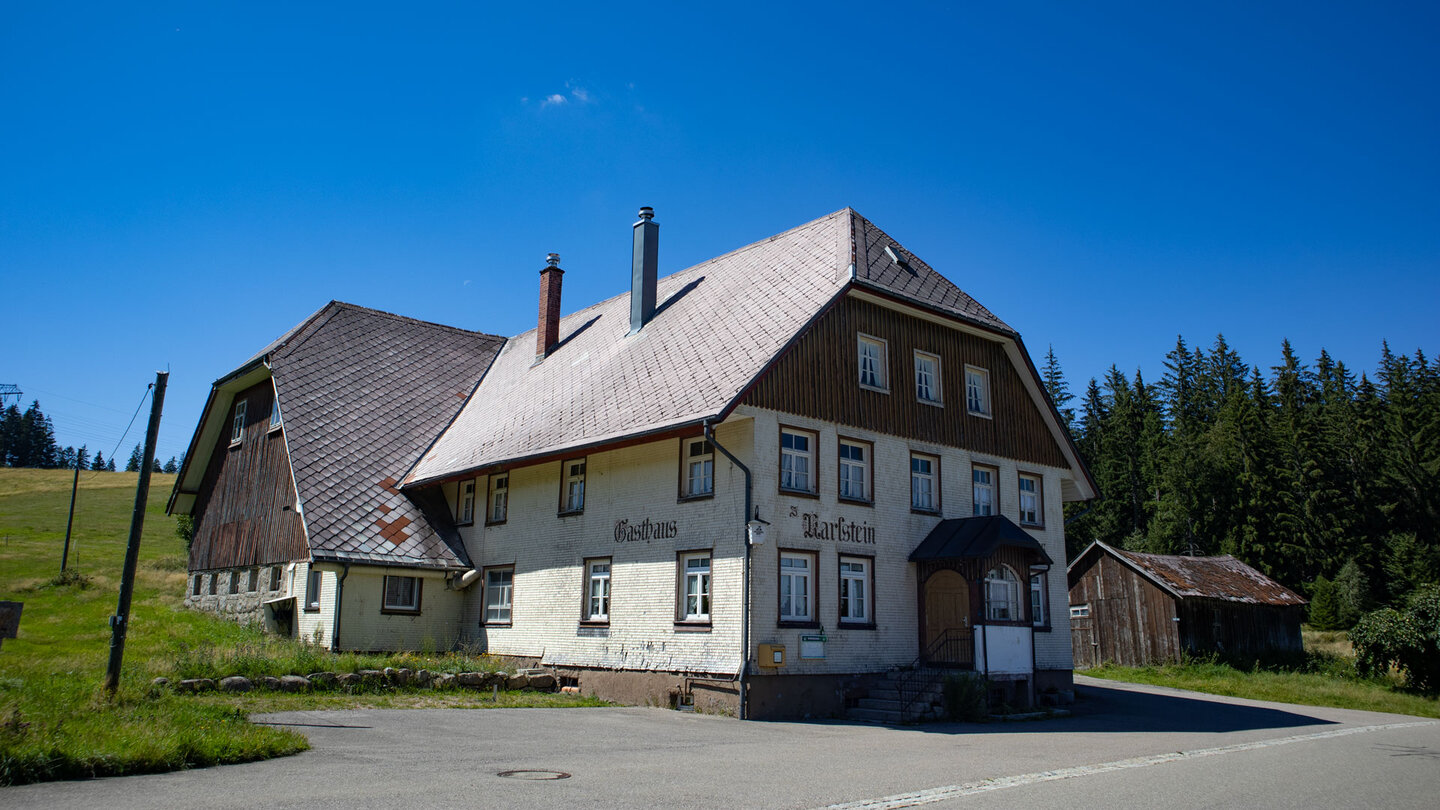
[884,244,915,274]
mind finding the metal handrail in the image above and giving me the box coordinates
[896,628,974,719]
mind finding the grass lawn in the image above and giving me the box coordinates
[1084,631,1439,720]
[0,468,602,787]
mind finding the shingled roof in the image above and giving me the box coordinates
[407,208,1032,485]
[267,302,504,569]
[1069,541,1306,606]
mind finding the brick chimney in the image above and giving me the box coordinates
[536,252,563,360]
[629,207,658,335]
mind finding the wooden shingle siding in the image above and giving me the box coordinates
[744,296,1067,468]
[189,379,308,571]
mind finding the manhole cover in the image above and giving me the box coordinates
[497,770,571,780]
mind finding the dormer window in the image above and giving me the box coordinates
[269,398,282,432]
[857,334,889,392]
[230,400,247,445]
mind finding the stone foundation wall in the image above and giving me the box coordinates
[557,667,741,715]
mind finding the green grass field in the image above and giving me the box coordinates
[1084,630,1439,719]
[0,468,601,786]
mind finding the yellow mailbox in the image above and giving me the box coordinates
[758,643,785,667]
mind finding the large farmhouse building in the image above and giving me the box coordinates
[170,208,1096,719]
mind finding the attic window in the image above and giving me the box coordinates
[269,401,282,432]
[231,400,247,445]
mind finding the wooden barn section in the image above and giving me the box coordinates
[1067,541,1306,668]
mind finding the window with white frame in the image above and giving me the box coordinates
[305,568,321,610]
[679,552,711,622]
[561,459,586,513]
[383,575,421,612]
[485,567,513,624]
[839,556,871,625]
[965,365,991,416]
[986,566,1021,621]
[838,439,871,502]
[1018,473,1042,526]
[1070,604,1090,618]
[231,400,247,444]
[914,351,942,404]
[683,438,714,498]
[973,466,996,516]
[586,559,611,622]
[269,399,282,431]
[488,473,508,524]
[779,427,816,493]
[457,479,476,524]
[269,565,282,591]
[1030,572,1049,627]
[779,551,814,623]
[911,453,938,512]
[857,334,889,390]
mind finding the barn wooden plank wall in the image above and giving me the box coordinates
[188,379,308,570]
[745,295,1068,468]
[1177,599,1305,657]
[1069,554,1181,667]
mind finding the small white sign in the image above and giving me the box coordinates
[800,635,825,659]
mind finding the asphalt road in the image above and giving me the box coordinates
[4,677,1437,809]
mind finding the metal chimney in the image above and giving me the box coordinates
[629,207,658,335]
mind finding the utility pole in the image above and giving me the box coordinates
[103,371,167,696]
[61,456,81,572]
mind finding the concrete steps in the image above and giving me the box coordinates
[843,668,950,725]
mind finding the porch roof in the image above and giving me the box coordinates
[908,515,1054,566]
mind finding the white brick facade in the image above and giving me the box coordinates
[448,406,1074,681]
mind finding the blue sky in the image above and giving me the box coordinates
[3,2,1437,464]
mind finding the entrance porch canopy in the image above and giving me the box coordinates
[908,515,1053,566]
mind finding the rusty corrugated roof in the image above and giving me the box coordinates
[1107,544,1306,606]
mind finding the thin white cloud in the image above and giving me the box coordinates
[570,87,591,103]
[540,93,568,108]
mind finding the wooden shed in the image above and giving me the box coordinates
[1067,541,1306,668]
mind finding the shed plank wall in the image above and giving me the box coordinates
[1068,554,1180,667]
[1178,598,1304,657]
[189,379,309,571]
[744,296,1068,468]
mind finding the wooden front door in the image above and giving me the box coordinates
[923,569,973,666]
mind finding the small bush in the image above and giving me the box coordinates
[941,672,987,721]
[44,570,92,589]
[1351,585,1440,693]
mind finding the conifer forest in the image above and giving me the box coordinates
[1045,338,1439,627]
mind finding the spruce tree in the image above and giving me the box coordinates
[163,456,178,474]
[125,443,143,472]
[1041,345,1076,430]
[91,451,107,471]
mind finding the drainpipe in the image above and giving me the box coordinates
[331,561,351,651]
[704,420,751,720]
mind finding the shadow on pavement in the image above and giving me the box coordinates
[813,681,1337,735]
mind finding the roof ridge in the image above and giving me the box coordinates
[323,301,508,341]
[504,208,853,341]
